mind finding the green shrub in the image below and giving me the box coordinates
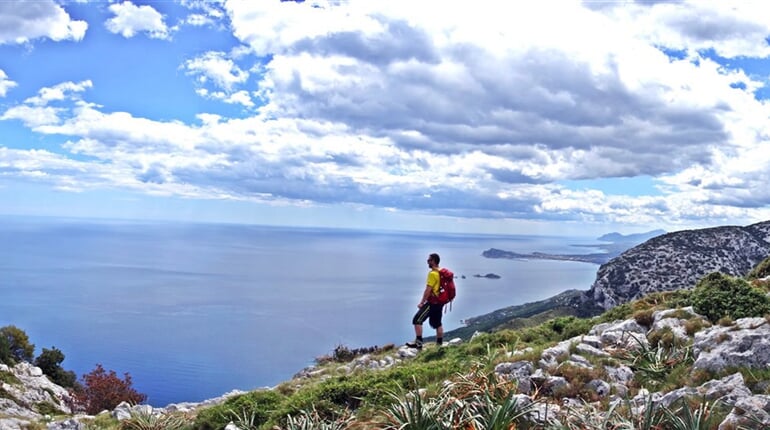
[717,316,735,327]
[35,347,77,388]
[690,272,770,323]
[633,309,655,327]
[35,401,61,417]
[193,390,283,430]
[598,302,634,323]
[683,317,710,336]
[0,369,21,385]
[0,325,35,365]
[545,316,594,339]
[747,256,770,281]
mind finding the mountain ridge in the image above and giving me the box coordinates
[586,220,770,310]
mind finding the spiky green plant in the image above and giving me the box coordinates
[615,332,693,390]
[119,410,187,430]
[380,388,450,430]
[624,395,666,430]
[284,407,354,430]
[558,400,636,430]
[467,390,536,430]
[659,397,728,430]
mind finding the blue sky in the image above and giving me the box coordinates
[2,1,770,236]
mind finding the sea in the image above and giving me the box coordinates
[0,216,601,406]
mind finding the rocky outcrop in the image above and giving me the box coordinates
[489,308,770,428]
[0,360,246,430]
[587,221,770,310]
[0,362,74,430]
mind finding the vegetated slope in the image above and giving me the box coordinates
[586,220,770,310]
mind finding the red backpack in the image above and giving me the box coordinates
[430,268,456,307]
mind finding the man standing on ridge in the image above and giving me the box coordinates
[406,253,444,349]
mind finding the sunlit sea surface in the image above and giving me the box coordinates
[0,217,601,406]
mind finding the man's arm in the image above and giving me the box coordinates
[418,284,432,307]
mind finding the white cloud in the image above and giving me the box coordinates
[0,70,17,97]
[0,81,93,127]
[25,80,93,106]
[7,0,770,230]
[184,51,249,92]
[591,1,770,58]
[196,89,255,108]
[105,1,170,40]
[0,0,87,44]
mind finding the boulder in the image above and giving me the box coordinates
[494,361,534,393]
[693,318,770,372]
[539,339,574,368]
[719,395,770,429]
[589,319,649,350]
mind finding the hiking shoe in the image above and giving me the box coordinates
[405,340,423,349]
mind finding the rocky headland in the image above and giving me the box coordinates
[482,229,665,266]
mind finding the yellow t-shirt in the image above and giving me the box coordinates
[427,269,440,296]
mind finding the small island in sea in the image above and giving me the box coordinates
[473,273,501,279]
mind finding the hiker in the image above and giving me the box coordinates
[406,253,444,349]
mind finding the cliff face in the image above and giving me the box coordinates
[587,220,770,310]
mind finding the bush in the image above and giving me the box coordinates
[35,347,77,388]
[73,364,147,415]
[0,325,35,364]
[193,390,283,430]
[691,272,770,323]
[633,309,655,327]
[747,256,770,281]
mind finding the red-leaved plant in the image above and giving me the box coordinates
[73,363,147,414]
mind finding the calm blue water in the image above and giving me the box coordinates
[0,217,600,406]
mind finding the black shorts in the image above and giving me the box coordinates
[412,302,443,329]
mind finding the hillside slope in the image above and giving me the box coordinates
[586,220,770,310]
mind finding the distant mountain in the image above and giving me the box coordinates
[597,229,666,243]
[586,221,770,310]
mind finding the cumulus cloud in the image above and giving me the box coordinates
[5,0,770,229]
[0,81,92,127]
[180,0,226,28]
[232,0,749,183]
[589,1,770,58]
[0,70,17,97]
[105,1,170,39]
[184,51,250,92]
[0,0,87,44]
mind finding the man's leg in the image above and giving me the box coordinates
[408,304,430,349]
[414,324,423,338]
[429,304,444,345]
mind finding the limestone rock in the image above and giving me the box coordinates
[494,360,534,393]
[539,339,574,368]
[589,319,649,350]
[692,317,770,372]
[719,395,770,429]
[0,361,74,429]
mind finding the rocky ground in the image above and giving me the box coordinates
[5,305,770,429]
